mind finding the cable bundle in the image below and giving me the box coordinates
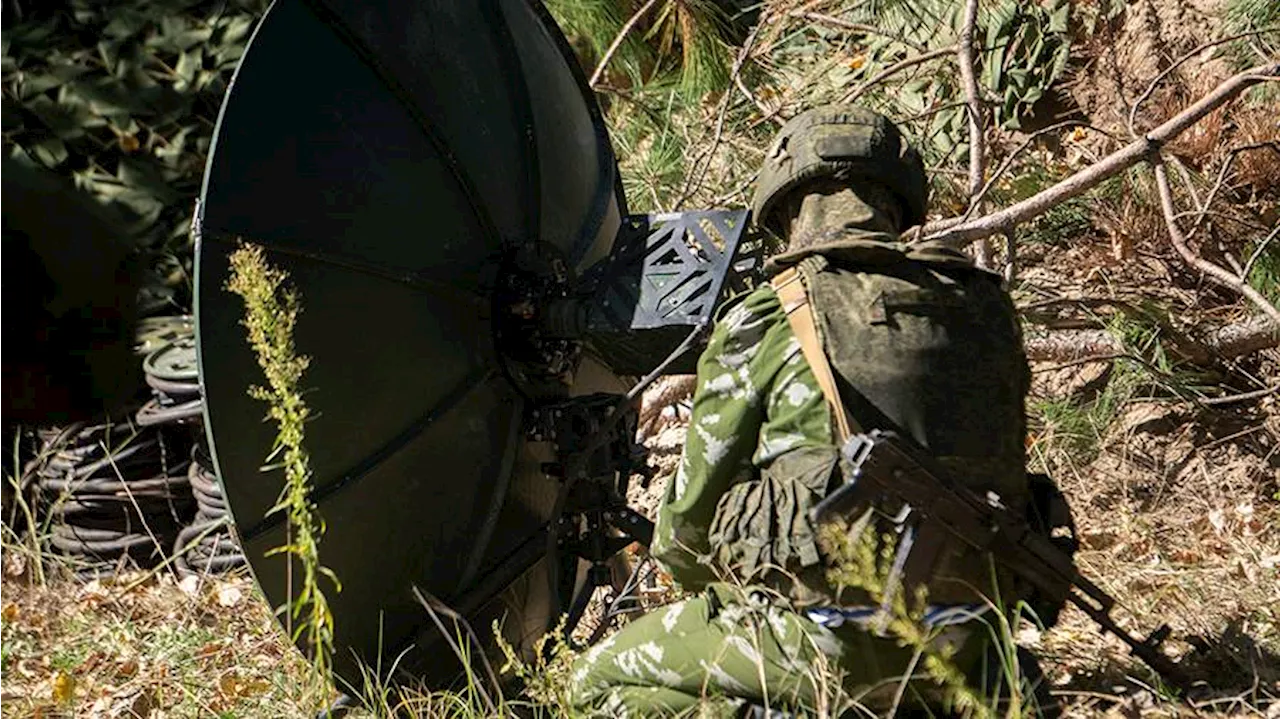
[137,337,203,429]
[134,331,247,576]
[174,444,246,576]
[30,420,194,578]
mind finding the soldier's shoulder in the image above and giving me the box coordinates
[714,282,781,323]
[704,282,791,362]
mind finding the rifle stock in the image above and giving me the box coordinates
[812,430,1189,689]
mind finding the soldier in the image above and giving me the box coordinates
[570,106,1040,717]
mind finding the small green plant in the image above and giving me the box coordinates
[818,516,1026,719]
[496,616,579,712]
[225,241,339,682]
[50,647,87,672]
[1244,237,1280,306]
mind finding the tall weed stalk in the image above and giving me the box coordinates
[225,242,339,681]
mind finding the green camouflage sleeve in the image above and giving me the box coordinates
[650,284,832,589]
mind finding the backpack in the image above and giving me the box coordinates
[709,239,1037,610]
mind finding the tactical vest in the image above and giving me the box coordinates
[709,238,1033,609]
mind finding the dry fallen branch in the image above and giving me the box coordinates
[917,62,1280,248]
[1199,384,1280,406]
[959,121,1120,225]
[1152,156,1280,325]
[1024,316,1279,362]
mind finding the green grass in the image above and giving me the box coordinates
[612,86,693,212]
[1221,0,1280,82]
[545,0,736,96]
[1244,236,1280,305]
[1028,309,1177,467]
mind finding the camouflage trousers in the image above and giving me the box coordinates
[569,583,982,718]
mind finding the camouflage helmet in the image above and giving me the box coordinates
[751,105,928,234]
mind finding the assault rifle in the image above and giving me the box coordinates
[811,429,1189,689]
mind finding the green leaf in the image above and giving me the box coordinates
[175,50,200,87]
[220,15,255,46]
[1,101,23,131]
[97,41,121,74]
[1049,3,1070,34]
[31,137,69,168]
[1050,45,1071,80]
[5,22,58,46]
[26,95,89,139]
[154,27,215,54]
[70,76,141,115]
[213,43,244,69]
[102,13,149,41]
[17,72,66,97]
[155,125,193,163]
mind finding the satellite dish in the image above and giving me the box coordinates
[195,0,755,695]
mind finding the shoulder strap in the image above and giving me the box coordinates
[770,266,859,444]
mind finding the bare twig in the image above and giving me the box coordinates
[919,63,1280,248]
[675,21,764,207]
[1152,155,1280,324]
[1003,231,1017,284]
[1127,28,1279,137]
[735,71,782,128]
[958,0,985,210]
[840,46,956,104]
[1241,223,1280,280]
[903,100,968,124]
[795,12,928,51]
[1199,384,1280,406]
[589,0,660,89]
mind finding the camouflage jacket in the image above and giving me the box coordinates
[650,280,831,590]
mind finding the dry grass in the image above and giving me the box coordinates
[0,561,331,718]
[1028,385,1280,715]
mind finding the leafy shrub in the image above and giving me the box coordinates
[2,0,268,311]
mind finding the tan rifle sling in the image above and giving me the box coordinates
[770,265,861,443]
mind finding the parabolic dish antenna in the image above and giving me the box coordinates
[195,0,757,694]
